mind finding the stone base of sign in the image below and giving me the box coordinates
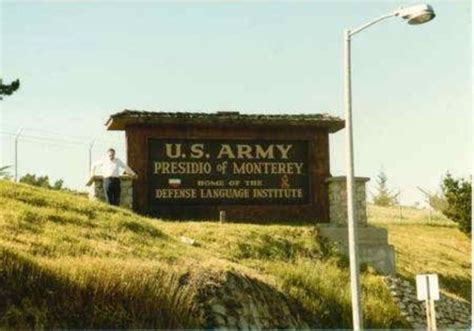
[318,225,396,274]
[326,176,370,226]
[319,224,388,244]
[86,175,134,209]
[321,176,395,275]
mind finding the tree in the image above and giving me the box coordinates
[19,173,64,190]
[372,170,399,207]
[442,173,471,235]
[0,79,20,100]
[52,179,64,190]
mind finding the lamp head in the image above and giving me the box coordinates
[395,4,436,25]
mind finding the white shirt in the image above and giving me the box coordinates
[92,157,135,178]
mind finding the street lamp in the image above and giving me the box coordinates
[396,4,436,25]
[343,4,435,330]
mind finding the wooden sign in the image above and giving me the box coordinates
[148,138,309,205]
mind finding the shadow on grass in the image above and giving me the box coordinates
[0,247,198,329]
[118,219,168,238]
[439,274,472,302]
[154,216,322,227]
[396,273,471,303]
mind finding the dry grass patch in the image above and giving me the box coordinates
[368,204,471,301]
[0,180,411,328]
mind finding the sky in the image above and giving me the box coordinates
[0,0,471,206]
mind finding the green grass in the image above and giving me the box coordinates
[3,180,465,328]
[368,204,471,302]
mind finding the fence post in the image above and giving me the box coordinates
[219,210,226,223]
[398,187,403,222]
[428,196,432,222]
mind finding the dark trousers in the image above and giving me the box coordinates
[103,177,121,206]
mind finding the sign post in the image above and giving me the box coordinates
[416,274,439,331]
[219,210,226,223]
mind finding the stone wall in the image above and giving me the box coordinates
[326,176,369,226]
[318,225,396,274]
[385,276,471,329]
[87,175,134,209]
[321,175,396,275]
[192,271,312,328]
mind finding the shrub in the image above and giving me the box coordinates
[19,173,64,190]
[442,173,471,235]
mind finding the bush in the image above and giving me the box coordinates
[442,173,471,235]
[19,173,64,190]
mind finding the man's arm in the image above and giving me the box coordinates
[117,159,137,176]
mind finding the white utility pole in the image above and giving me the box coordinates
[14,127,23,182]
[88,139,95,174]
[343,27,363,330]
[342,4,435,330]
[398,187,403,222]
[417,186,434,222]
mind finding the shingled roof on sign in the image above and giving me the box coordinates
[106,110,345,133]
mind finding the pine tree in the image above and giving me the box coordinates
[442,173,471,235]
[372,170,399,207]
[0,79,20,100]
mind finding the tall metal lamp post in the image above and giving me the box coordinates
[343,4,435,330]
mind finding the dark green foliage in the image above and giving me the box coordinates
[442,173,471,235]
[19,173,64,190]
[429,193,449,213]
[0,79,20,99]
[51,179,64,190]
[372,170,399,207]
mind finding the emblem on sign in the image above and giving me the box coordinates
[168,178,181,188]
[280,175,290,189]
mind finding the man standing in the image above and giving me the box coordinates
[91,148,137,206]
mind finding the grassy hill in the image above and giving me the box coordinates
[368,205,471,302]
[0,180,470,328]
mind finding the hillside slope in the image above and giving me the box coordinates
[0,180,454,328]
[368,205,471,302]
